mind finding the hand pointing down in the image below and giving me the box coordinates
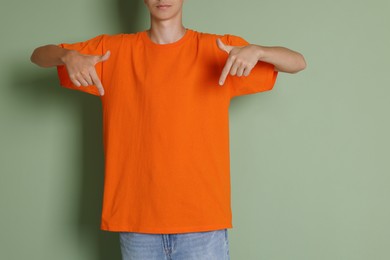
[216,38,260,86]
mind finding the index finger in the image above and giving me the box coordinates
[219,57,234,86]
[90,69,105,96]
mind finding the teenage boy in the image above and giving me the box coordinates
[31,0,306,259]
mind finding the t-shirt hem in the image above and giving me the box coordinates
[100,222,233,234]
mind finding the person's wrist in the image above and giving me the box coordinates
[253,44,265,61]
[60,49,77,65]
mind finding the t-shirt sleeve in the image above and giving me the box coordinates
[221,34,278,99]
[56,34,106,96]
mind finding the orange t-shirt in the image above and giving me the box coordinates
[57,28,278,234]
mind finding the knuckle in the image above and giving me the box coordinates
[81,69,90,76]
[72,80,79,87]
[93,79,101,86]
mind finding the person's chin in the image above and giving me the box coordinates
[152,14,175,21]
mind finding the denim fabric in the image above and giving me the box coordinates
[119,228,230,260]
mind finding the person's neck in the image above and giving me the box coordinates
[147,17,186,44]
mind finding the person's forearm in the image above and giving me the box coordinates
[30,44,71,68]
[254,45,306,73]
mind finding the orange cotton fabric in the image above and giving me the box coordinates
[57,28,278,234]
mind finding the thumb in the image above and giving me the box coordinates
[216,38,233,53]
[97,50,111,62]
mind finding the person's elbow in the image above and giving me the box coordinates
[30,45,57,68]
[30,48,38,65]
[275,53,307,74]
[30,47,45,67]
[298,53,307,71]
[289,53,306,74]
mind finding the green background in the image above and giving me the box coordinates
[1,0,389,259]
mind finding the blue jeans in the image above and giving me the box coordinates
[119,228,230,260]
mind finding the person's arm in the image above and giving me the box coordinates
[254,45,306,73]
[30,44,71,67]
[217,39,306,85]
[30,44,110,96]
